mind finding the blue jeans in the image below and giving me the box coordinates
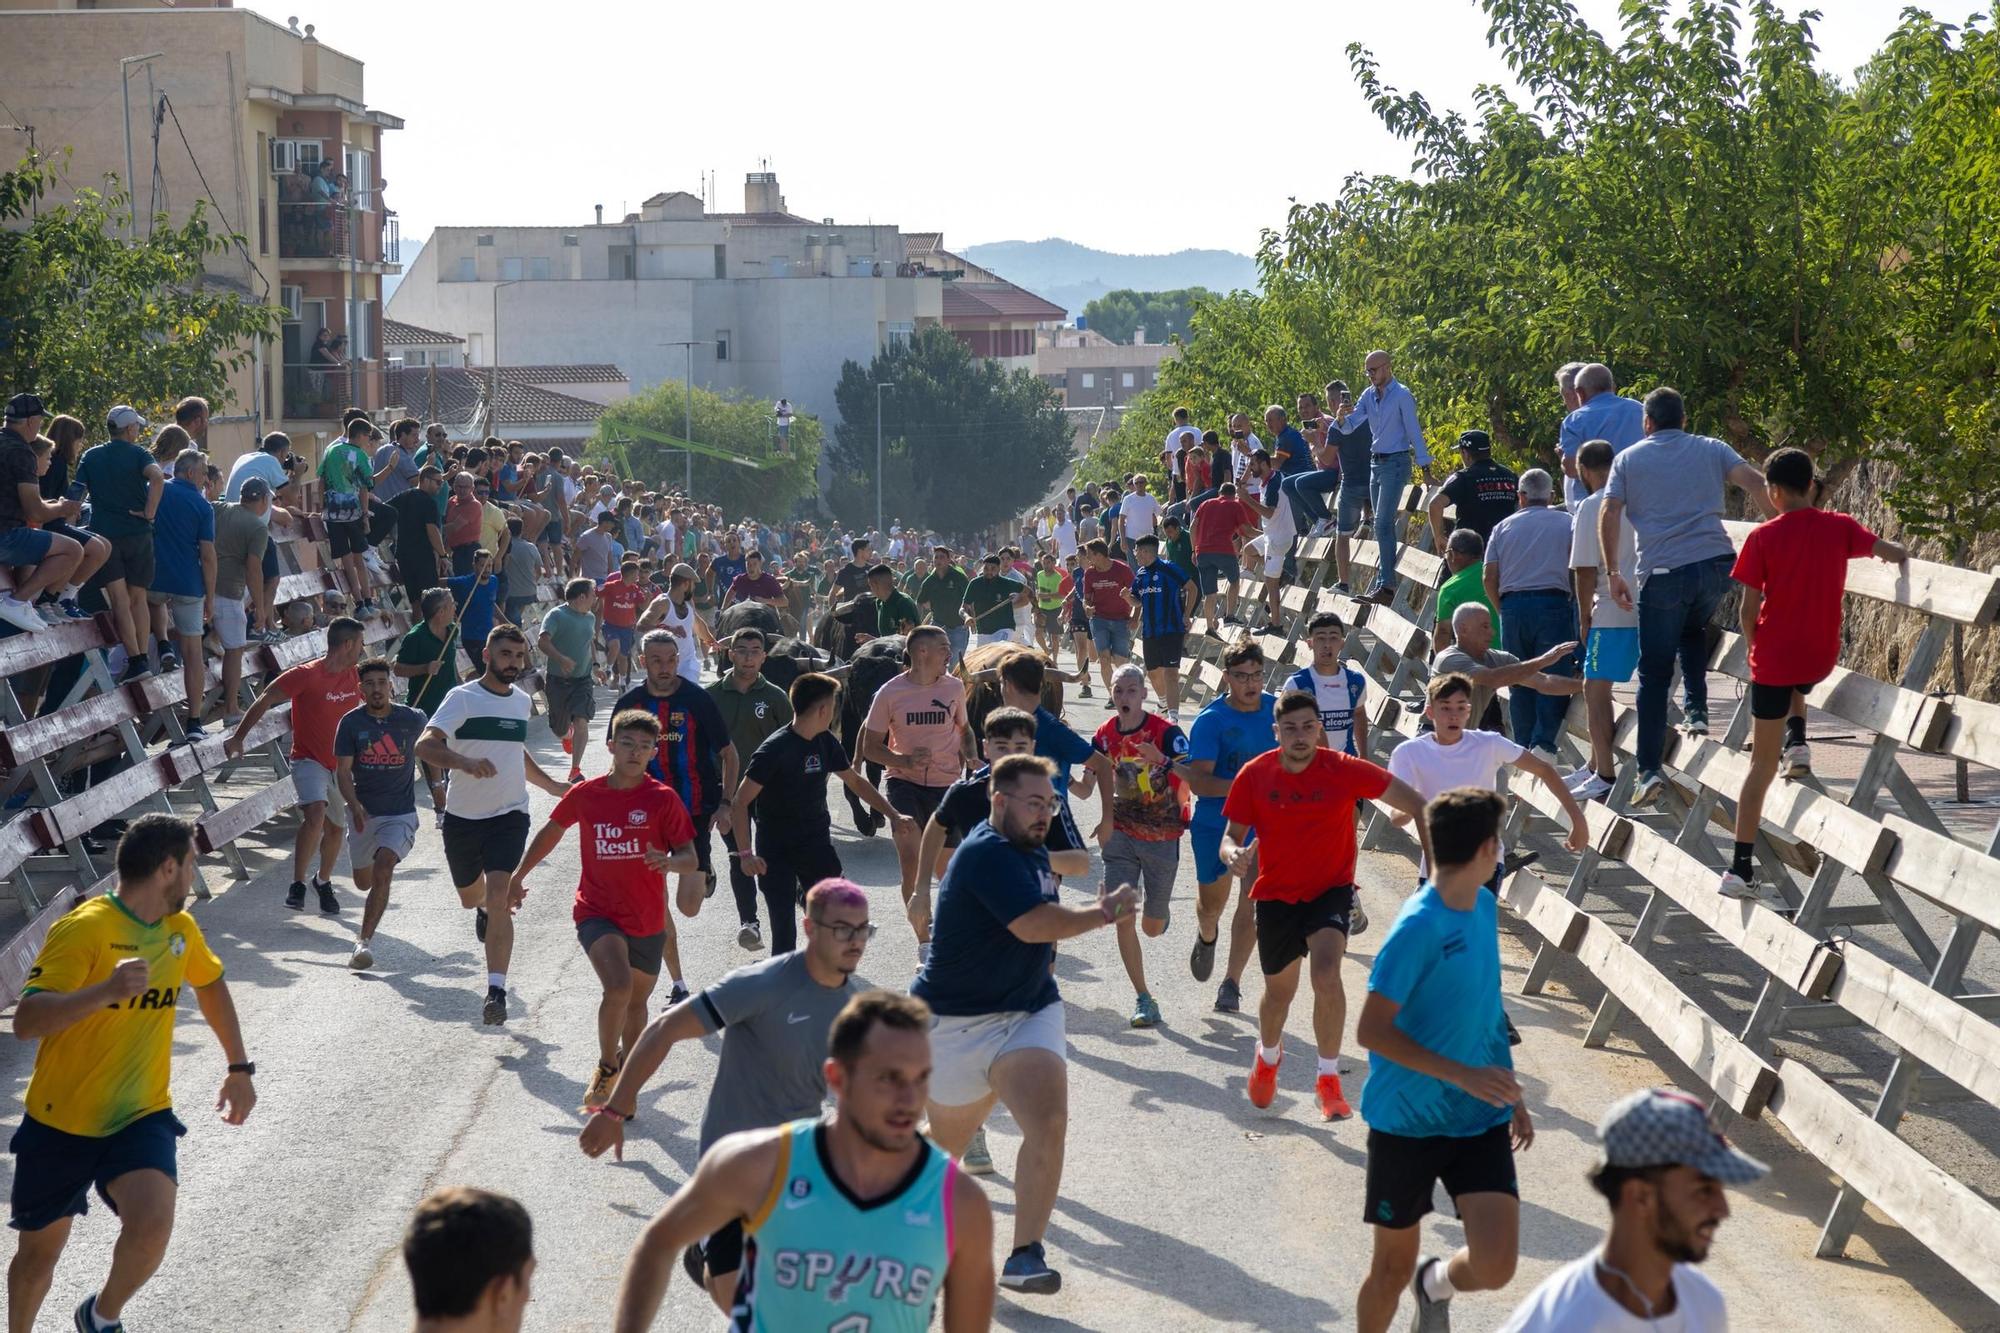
[1635,556,1733,772]
[1336,480,1371,536]
[945,624,969,666]
[1281,467,1343,530]
[1368,452,1414,592]
[1500,590,1577,751]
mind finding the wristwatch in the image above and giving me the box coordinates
[227,1062,256,1076]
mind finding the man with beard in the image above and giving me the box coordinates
[606,987,996,1332]
[7,815,256,1333]
[913,755,1139,1297]
[1499,1089,1765,1331]
[416,626,578,1026]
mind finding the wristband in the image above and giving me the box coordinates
[227,1062,256,1076]
[587,1104,632,1122]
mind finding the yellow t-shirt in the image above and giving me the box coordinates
[478,501,509,562]
[21,895,224,1137]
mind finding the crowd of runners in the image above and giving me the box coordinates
[3,350,1907,1329]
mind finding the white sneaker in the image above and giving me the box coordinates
[349,940,375,970]
[1571,772,1613,801]
[0,596,47,632]
[105,643,129,675]
[1631,769,1665,806]
[1562,766,1595,788]
[960,1127,995,1175]
[1783,742,1811,778]
[1718,871,1757,900]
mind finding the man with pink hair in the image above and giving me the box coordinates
[576,877,873,1315]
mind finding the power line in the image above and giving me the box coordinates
[156,92,267,300]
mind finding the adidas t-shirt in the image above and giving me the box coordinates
[333,703,428,816]
[429,680,534,819]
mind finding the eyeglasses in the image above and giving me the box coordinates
[811,919,876,943]
[1226,669,1265,683]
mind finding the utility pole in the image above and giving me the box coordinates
[659,340,713,499]
[875,381,896,536]
[118,52,162,240]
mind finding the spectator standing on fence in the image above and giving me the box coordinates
[320,418,379,614]
[227,615,365,915]
[444,472,484,577]
[6,813,256,1333]
[1566,439,1639,801]
[224,431,299,637]
[1720,448,1905,900]
[1323,379,1375,595]
[78,406,167,680]
[1498,1088,1767,1332]
[212,477,273,727]
[173,395,209,450]
[1332,350,1433,604]
[1430,429,1519,548]
[1433,528,1499,654]
[1559,363,1646,510]
[390,467,448,614]
[1599,387,1772,806]
[149,449,217,731]
[335,656,430,972]
[1483,469,1577,761]
[0,396,86,632]
[369,417,421,553]
[473,476,511,605]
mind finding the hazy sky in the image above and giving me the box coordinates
[256,0,1932,257]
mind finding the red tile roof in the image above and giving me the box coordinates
[942,282,1067,323]
[497,365,627,386]
[405,368,607,426]
[382,318,463,346]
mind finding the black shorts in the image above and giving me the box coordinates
[886,778,951,827]
[1363,1123,1518,1230]
[1749,679,1819,720]
[327,518,369,559]
[704,1218,745,1278]
[758,840,844,909]
[576,916,666,975]
[9,1109,184,1232]
[96,531,155,590]
[1066,604,1090,634]
[1254,884,1355,975]
[441,809,531,888]
[1037,607,1065,637]
[690,812,718,878]
[1142,632,1186,671]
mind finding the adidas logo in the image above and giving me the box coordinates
[359,734,406,766]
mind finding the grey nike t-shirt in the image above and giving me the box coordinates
[694,952,854,1151]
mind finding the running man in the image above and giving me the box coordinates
[992,652,1114,857]
[1092,664,1190,1029]
[736,672,909,953]
[1185,640,1277,1014]
[1285,611,1371,759]
[7,815,256,1333]
[635,562,714,686]
[861,625,973,924]
[598,556,651,686]
[416,624,577,1025]
[707,628,795,949]
[1128,533,1190,719]
[1356,788,1534,1333]
[914,754,1139,1296]
[1221,690,1429,1120]
[334,656,430,971]
[539,577,599,780]
[394,586,461,824]
[513,708,698,1107]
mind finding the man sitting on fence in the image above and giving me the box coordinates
[0,394,87,633]
[1432,602,1582,739]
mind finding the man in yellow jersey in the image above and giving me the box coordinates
[7,814,256,1333]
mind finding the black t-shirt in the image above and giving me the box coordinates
[391,488,441,554]
[1440,459,1521,542]
[0,429,39,532]
[833,562,872,598]
[744,726,850,852]
[935,764,1077,852]
[37,447,69,503]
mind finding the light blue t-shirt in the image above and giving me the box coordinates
[1361,883,1514,1139]
[1185,691,1276,828]
[223,450,288,503]
[1483,504,1575,596]
[1285,664,1366,756]
[1601,429,1746,575]
[1558,393,1646,507]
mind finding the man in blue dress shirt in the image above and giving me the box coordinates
[1556,362,1645,508]
[1332,349,1432,603]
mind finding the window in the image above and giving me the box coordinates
[562,233,579,247]
[454,256,475,282]
[269,138,323,174]
[714,243,727,278]
[528,257,552,280]
[715,330,731,362]
[887,321,914,351]
[500,257,524,280]
[347,301,375,361]
[279,285,303,321]
[477,233,495,246]
[1081,373,1095,389]
[343,147,373,198]
[1122,371,1135,388]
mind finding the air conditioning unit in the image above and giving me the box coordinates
[280,285,304,321]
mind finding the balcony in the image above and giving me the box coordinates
[277,201,398,267]
[283,360,389,422]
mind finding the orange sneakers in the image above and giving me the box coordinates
[1248,1050,1280,1108]
[1316,1072,1353,1121]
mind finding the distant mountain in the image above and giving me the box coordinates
[960,239,1258,323]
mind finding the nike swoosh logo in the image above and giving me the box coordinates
[787,1013,811,1023]
[783,1196,812,1210]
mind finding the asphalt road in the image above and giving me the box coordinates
[0,679,1989,1331]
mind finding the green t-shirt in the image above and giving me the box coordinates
[708,674,793,758]
[319,440,373,495]
[1035,568,1066,611]
[1436,562,1500,639]
[1165,531,1196,576]
[962,574,1022,634]
[877,589,924,638]
[540,604,596,678]
[397,621,460,715]
[74,439,157,539]
[916,566,970,623]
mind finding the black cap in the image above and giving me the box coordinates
[1456,429,1492,453]
[5,393,46,422]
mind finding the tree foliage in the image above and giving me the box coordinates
[593,381,819,522]
[826,326,1071,536]
[1080,288,1214,345]
[0,155,282,425]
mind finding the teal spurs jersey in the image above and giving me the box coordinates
[734,1118,958,1332]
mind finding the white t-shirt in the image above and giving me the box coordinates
[1498,1254,1729,1332]
[1387,728,1523,875]
[653,596,703,683]
[429,680,535,819]
[657,520,677,556]
[1232,433,1261,481]
[1165,425,1200,455]
[1052,519,1077,560]
[1119,493,1163,541]
[1570,489,1639,631]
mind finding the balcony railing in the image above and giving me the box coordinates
[283,360,388,421]
[277,201,395,264]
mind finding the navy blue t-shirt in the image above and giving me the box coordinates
[912,822,1059,1016]
[1034,706,1094,797]
[1131,560,1189,637]
[1273,425,1311,477]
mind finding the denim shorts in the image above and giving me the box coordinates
[1336,481,1372,536]
[0,526,53,566]
[1195,551,1239,595]
[1089,617,1133,657]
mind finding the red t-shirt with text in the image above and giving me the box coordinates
[1730,508,1877,686]
[1184,449,1212,496]
[551,775,696,936]
[598,575,651,629]
[276,661,361,769]
[1080,559,1134,620]
[1221,748,1391,902]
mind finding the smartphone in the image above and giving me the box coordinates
[64,482,86,502]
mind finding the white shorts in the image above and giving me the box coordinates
[291,758,349,829]
[349,810,418,870]
[974,629,1016,647]
[1246,535,1284,580]
[211,595,249,651]
[928,1002,1067,1107]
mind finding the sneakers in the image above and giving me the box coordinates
[284,880,307,910]
[35,603,65,626]
[960,1126,994,1175]
[1247,1049,1280,1108]
[475,906,489,942]
[1214,978,1242,1013]
[74,1294,124,1333]
[1189,929,1217,983]
[349,940,374,971]
[1783,741,1812,778]
[0,596,46,633]
[668,979,691,1007]
[57,598,87,621]
[482,985,508,1025]
[1409,1257,1452,1331]
[158,639,180,672]
[1315,1072,1353,1121]
[561,733,573,754]
[737,920,763,950]
[1569,771,1613,801]
[314,877,339,913]
[1130,992,1162,1028]
[118,657,151,684]
[999,1241,1061,1295]
[1077,681,1092,699]
[1718,870,1757,900]
[1681,706,1709,738]
[1630,769,1665,807]
[584,1060,620,1110]
[105,644,129,676]
[1348,898,1369,937]
[1332,581,1353,596]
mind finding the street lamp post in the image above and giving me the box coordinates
[659,340,714,499]
[489,279,524,435]
[875,381,896,537]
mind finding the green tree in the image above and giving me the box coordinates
[826,326,1071,534]
[0,155,282,423]
[1081,288,1214,345]
[594,382,818,521]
